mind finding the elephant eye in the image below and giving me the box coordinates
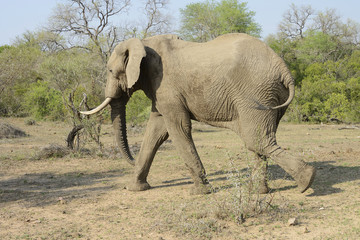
[109,69,113,73]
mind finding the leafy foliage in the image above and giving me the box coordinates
[1,1,359,124]
[284,54,360,123]
[267,5,360,123]
[39,49,105,108]
[126,91,152,125]
[0,44,43,116]
[23,81,65,121]
[179,0,261,42]
[296,31,338,64]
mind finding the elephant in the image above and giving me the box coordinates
[81,33,316,195]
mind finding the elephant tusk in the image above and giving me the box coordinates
[80,97,112,115]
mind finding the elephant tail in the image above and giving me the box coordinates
[270,83,295,110]
[255,74,295,110]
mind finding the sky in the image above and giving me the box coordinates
[1,0,360,46]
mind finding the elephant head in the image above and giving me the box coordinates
[81,38,147,166]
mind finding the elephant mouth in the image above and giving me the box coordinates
[80,97,112,115]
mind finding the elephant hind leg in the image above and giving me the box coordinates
[250,139,316,193]
[236,125,315,193]
[249,144,315,193]
[270,148,316,193]
[252,153,270,194]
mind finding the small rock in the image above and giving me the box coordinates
[346,148,353,153]
[58,197,66,205]
[288,217,298,226]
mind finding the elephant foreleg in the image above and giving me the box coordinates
[127,111,169,191]
[164,110,210,195]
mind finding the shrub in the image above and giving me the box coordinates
[23,81,65,121]
[0,44,43,117]
[126,91,152,125]
[286,60,360,123]
[33,144,70,160]
[323,93,351,121]
[211,152,275,224]
[0,122,28,139]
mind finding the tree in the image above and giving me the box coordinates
[278,3,315,39]
[179,0,261,42]
[1,0,171,124]
[268,4,360,123]
[296,31,338,64]
[312,8,341,36]
[312,9,360,60]
[340,19,360,46]
[39,49,104,104]
[131,0,172,39]
[0,43,43,116]
[13,30,66,53]
[48,0,131,63]
[39,49,106,148]
[47,0,171,61]
[23,81,65,121]
[270,5,360,78]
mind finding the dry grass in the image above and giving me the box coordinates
[32,144,70,160]
[0,121,27,139]
[0,118,360,239]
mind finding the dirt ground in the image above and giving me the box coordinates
[0,118,359,240]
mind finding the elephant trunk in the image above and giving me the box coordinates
[110,99,135,166]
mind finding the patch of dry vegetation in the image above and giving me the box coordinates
[32,144,70,160]
[0,122,27,139]
[0,119,360,239]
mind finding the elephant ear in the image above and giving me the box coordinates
[116,38,146,89]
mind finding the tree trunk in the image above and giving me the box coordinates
[66,125,84,150]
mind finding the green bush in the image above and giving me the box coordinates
[23,81,65,121]
[0,44,43,117]
[126,91,152,125]
[285,59,360,123]
[323,93,351,121]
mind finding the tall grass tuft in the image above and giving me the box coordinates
[211,151,276,224]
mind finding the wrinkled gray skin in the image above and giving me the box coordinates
[83,33,315,195]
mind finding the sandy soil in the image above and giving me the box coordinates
[0,118,359,239]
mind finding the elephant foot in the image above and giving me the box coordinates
[190,183,212,195]
[271,149,316,193]
[295,165,316,193]
[126,181,151,191]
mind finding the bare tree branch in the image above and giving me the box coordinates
[48,0,131,63]
[142,0,171,38]
[279,4,315,39]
